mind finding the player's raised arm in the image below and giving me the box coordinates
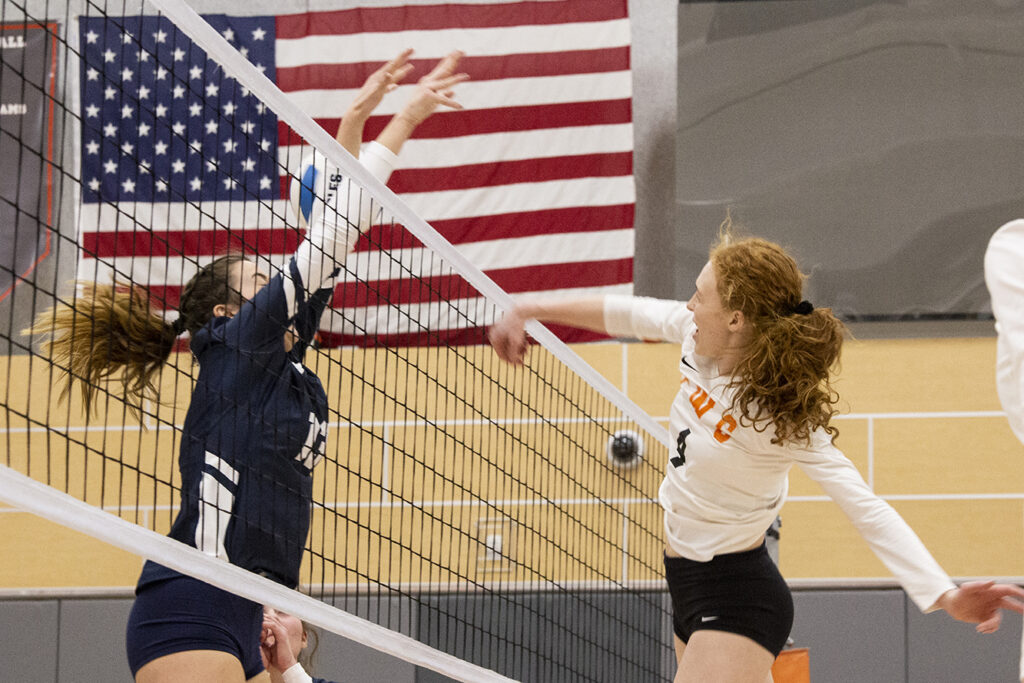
[291,51,469,300]
[335,49,415,157]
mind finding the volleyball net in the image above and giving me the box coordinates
[0,1,673,680]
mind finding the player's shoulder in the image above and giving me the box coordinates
[190,316,230,356]
[988,219,1024,258]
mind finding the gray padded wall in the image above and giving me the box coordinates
[907,600,1022,683]
[415,591,668,682]
[4,588,1023,682]
[57,599,135,683]
[0,596,419,683]
[791,590,906,683]
[315,595,417,683]
[0,600,59,683]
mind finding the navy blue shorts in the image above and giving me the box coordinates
[664,543,793,656]
[125,570,264,678]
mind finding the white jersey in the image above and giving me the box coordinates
[985,219,1024,446]
[603,294,955,612]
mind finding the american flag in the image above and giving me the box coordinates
[78,1,634,346]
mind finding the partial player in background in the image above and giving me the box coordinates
[260,607,336,683]
[985,220,1024,446]
[983,219,1024,683]
[490,221,1024,683]
[28,51,467,683]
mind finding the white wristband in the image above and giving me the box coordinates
[281,662,314,683]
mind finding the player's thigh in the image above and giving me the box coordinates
[672,632,772,683]
[674,629,775,683]
[135,649,249,683]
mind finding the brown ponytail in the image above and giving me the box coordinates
[710,230,846,445]
[26,253,249,419]
[25,282,177,418]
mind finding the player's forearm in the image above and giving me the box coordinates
[335,100,377,157]
[335,117,363,158]
[374,113,418,156]
[512,296,610,335]
[293,142,398,294]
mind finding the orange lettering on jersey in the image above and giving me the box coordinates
[689,388,715,418]
[713,415,737,443]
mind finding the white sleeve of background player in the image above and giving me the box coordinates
[281,662,314,683]
[792,439,956,612]
[985,219,1024,447]
[603,295,693,343]
[289,141,399,311]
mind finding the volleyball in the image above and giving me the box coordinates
[607,429,644,468]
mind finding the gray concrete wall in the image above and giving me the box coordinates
[673,0,1024,319]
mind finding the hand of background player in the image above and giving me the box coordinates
[260,611,299,673]
[935,580,1024,634]
[489,309,530,365]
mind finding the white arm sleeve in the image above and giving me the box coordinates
[603,294,693,344]
[281,662,314,683]
[793,440,956,612]
[289,141,399,306]
[985,219,1024,446]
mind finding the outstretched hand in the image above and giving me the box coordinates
[370,50,469,156]
[336,49,417,156]
[488,309,529,365]
[348,48,416,119]
[935,581,1024,634]
[397,50,470,127]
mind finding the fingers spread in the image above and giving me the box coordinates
[384,48,414,71]
[433,93,464,111]
[994,584,1024,599]
[432,72,470,90]
[999,597,1024,614]
[391,63,415,84]
[425,50,465,79]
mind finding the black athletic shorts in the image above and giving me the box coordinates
[125,570,264,678]
[663,543,793,656]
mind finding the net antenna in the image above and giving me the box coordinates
[1,0,673,680]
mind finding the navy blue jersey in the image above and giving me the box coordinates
[140,259,332,589]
